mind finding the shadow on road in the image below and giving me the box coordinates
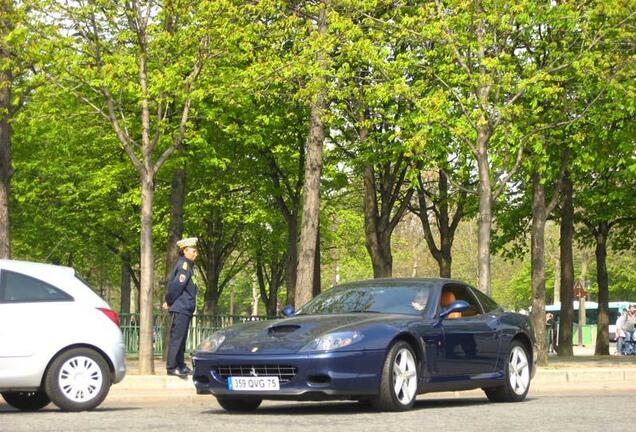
[0,405,140,414]
[201,397,492,415]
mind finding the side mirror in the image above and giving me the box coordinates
[439,300,470,319]
[281,305,295,317]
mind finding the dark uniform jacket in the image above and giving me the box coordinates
[165,257,197,315]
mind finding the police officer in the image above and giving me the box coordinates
[165,237,198,376]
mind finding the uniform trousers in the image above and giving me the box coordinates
[167,312,192,370]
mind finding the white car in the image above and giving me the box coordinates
[0,260,126,411]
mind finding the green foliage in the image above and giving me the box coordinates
[4,0,635,316]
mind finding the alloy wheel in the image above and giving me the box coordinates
[508,345,530,395]
[392,347,417,405]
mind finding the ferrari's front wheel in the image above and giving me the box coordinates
[371,341,418,411]
[216,397,262,412]
[484,340,531,403]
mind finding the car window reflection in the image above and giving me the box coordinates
[297,284,434,316]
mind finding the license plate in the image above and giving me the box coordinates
[228,376,280,391]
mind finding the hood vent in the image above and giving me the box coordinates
[267,324,301,336]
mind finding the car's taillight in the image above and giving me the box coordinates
[97,307,120,327]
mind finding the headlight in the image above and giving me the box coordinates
[300,331,363,352]
[198,332,226,352]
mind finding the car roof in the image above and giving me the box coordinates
[0,259,75,278]
[0,259,107,306]
[334,277,468,288]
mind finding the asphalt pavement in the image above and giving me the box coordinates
[2,390,635,432]
[2,344,635,431]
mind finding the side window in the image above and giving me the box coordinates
[470,287,501,313]
[0,270,73,303]
[440,283,484,317]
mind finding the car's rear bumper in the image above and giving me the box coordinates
[111,342,126,384]
[192,350,386,400]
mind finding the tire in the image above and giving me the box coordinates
[371,341,418,411]
[484,340,531,403]
[216,397,262,412]
[44,348,112,412]
[1,391,50,411]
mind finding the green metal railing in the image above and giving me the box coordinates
[120,313,271,355]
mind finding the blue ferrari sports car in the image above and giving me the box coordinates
[192,278,535,412]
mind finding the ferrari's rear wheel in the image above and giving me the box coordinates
[216,397,262,412]
[484,340,531,403]
[371,341,418,411]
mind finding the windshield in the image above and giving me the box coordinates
[297,283,434,316]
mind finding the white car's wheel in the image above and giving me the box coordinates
[484,340,531,402]
[371,341,418,411]
[1,391,50,411]
[44,348,111,411]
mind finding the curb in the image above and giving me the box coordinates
[113,367,636,391]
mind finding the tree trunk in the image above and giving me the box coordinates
[285,216,298,306]
[256,253,284,317]
[476,132,492,294]
[164,167,186,287]
[201,209,226,315]
[120,253,132,314]
[203,257,221,315]
[363,164,393,278]
[558,171,574,356]
[138,172,155,374]
[437,172,455,279]
[0,58,12,259]
[162,167,185,359]
[266,265,280,317]
[594,225,610,355]
[530,173,548,366]
[268,260,281,317]
[553,255,561,304]
[312,227,321,297]
[204,291,219,315]
[295,3,327,309]
[415,171,461,279]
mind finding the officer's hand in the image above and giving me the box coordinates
[161,302,169,310]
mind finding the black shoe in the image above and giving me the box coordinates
[167,368,187,377]
[179,366,193,375]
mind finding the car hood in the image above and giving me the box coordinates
[212,313,403,354]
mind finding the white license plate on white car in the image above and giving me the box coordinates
[228,376,280,391]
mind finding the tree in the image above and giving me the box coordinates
[406,0,621,295]
[0,0,41,258]
[42,0,216,373]
[11,84,141,309]
[328,2,416,279]
[252,217,287,317]
[577,124,636,355]
[0,0,15,258]
[410,165,475,278]
[186,141,252,315]
[295,0,331,308]
[558,170,575,356]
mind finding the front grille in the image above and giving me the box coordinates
[215,365,297,384]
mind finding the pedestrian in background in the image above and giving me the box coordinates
[546,313,556,354]
[621,304,636,355]
[164,237,199,376]
[615,308,627,355]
